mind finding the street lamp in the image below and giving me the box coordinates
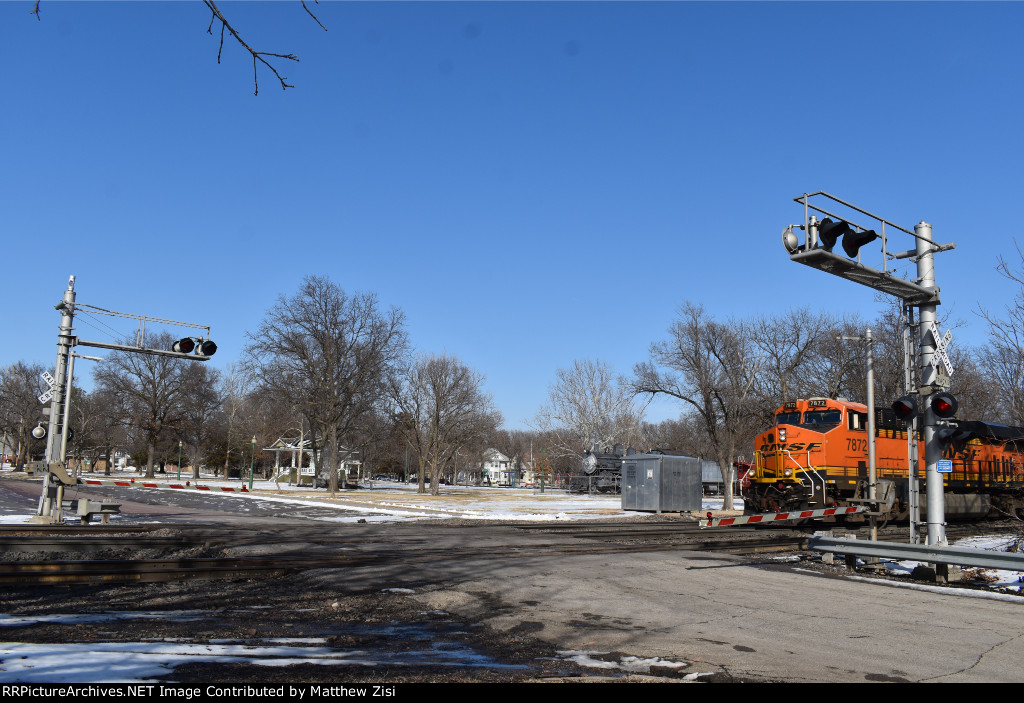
[177,440,182,480]
[249,435,256,490]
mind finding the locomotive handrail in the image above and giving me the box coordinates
[784,448,828,505]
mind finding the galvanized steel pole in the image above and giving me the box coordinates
[915,222,947,546]
[903,304,922,544]
[36,276,76,520]
[866,328,877,543]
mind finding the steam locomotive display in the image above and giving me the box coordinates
[743,397,1024,521]
[573,444,634,493]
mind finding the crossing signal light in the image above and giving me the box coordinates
[817,218,851,252]
[930,392,959,419]
[171,337,217,357]
[935,424,971,454]
[947,427,971,453]
[892,396,918,423]
[841,228,879,258]
[935,426,957,447]
[817,218,879,258]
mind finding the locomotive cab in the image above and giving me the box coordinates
[747,398,869,514]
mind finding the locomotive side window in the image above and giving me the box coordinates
[848,411,867,431]
[776,411,801,425]
[803,409,841,425]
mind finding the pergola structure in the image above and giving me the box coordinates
[264,436,362,485]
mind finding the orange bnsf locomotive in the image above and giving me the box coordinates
[743,397,1024,521]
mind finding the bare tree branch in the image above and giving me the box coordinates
[204,0,300,95]
[302,1,328,32]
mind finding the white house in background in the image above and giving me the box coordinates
[479,448,514,486]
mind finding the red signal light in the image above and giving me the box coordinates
[930,392,959,419]
[891,396,918,422]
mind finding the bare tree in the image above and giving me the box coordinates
[950,350,1003,424]
[533,358,645,460]
[390,353,502,495]
[632,303,762,510]
[66,384,95,476]
[245,276,408,494]
[176,362,223,479]
[641,415,715,459]
[93,333,191,479]
[751,308,827,419]
[215,363,254,479]
[81,386,127,476]
[977,242,1024,426]
[795,312,867,403]
[0,361,48,470]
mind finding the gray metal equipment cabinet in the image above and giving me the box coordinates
[621,453,702,513]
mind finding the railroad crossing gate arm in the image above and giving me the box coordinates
[700,506,865,528]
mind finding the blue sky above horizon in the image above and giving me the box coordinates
[3,1,1023,430]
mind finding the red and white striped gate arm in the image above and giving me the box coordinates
[80,478,249,493]
[700,505,865,528]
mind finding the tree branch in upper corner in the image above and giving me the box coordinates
[203,0,326,96]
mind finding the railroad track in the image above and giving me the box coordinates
[0,535,810,585]
[0,518,1015,586]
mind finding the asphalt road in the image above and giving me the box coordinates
[284,525,1024,683]
[0,477,389,525]
[2,477,1023,682]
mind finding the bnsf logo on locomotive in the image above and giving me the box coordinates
[758,442,823,452]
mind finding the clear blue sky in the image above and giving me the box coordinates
[3,1,1022,429]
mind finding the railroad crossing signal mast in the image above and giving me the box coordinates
[781,193,957,546]
[32,276,217,524]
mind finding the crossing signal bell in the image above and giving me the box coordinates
[817,218,880,258]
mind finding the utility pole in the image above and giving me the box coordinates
[866,328,877,544]
[840,329,878,543]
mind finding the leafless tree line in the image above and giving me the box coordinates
[0,276,504,496]
[538,294,1009,510]
[4,252,1024,500]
